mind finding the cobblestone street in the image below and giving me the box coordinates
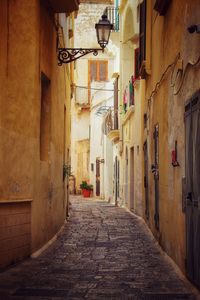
[0,196,199,300]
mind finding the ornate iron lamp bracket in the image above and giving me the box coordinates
[57,48,103,65]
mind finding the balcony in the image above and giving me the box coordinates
[103,109,119,143]
[105,6,119,32]
[48,0,79,13]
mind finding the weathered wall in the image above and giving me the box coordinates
[71,109,90,191]
[0,0,40,265]
[0,0,72,267]
[76,139,90,193]
[144,0,200,271]
[103,135,114,202]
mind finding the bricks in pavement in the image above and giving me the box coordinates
[0,196,199,300]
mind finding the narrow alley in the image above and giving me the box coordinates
[1,0,200,299]
[0,197,197,300]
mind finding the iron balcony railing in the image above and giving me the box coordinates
[103,108,119,135]
[105,6,119,32]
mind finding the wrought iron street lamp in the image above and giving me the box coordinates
[95,14,113,49]
[57,14,113,65]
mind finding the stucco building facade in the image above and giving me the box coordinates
[108,0,200,288]
[0,0,78,268]
[142,0,200,285]
[118,0,200,288]
[71,0,119,199]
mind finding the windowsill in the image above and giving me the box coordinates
[122,105,135,125]
[75,102,90,107]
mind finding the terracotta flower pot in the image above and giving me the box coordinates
[82,189,91,198]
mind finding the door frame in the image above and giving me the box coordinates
[153,124,159,229]
[143,140,149,219]
[184,90,200,287]
[96,158,100,196]
[130,146,134,211]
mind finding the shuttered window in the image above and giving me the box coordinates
[139,0,146,72]
[88,60,108,102]
[99,61,107,81]
[88,60,108,82]
[134,48,140,79]
[90,62,98,81]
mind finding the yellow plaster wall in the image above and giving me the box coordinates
[120,0,146,215]
[145,0,200,271]
[0,0,72,266]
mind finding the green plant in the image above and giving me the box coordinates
[80,181,93,190]
[87,184,93,191]
[63,164,72,180]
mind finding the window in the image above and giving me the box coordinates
[88,60,108,82]
[88,60,108,102]
[139,0,146,75]
[134,48,140,79]
[40,72,51,161]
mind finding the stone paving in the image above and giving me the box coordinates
[0,196,199,300]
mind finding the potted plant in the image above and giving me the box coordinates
[80,181,93,198]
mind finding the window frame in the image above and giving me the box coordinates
[88,60,108,102]
[88,60,108,83]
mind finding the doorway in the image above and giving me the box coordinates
[130,147,134,211]
[124,147,129,206]
[153,124,159,229]
[143,141,149,219]
[114,156,120,206]
[185,91,200,287]
[96,158,100,196]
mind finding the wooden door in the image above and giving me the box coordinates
[185,91,200,287]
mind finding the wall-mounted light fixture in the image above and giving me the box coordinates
[58,14,113,65]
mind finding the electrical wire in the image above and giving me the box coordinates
[147,53,180,108]
[75,85,120,92]
[173,55,200,95]
[146,52,200,111]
